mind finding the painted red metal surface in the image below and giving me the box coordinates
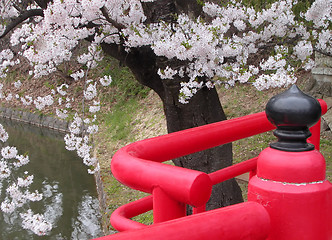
[110,110,276,225]
[248,177,332,239]
[208,157,258,185]
[248,148,332,239]
[256,148,326,183]
[92,99,329,240]
[96,202,270,240]
[110,195,153,232]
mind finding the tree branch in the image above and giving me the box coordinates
[100,6,125,30]
[34,0,52,9]
[0,9,44,39]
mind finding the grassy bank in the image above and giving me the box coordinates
[93,57,167,230]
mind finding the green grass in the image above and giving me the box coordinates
[101,171,153,227]
[95,56,151,143]
[93,56,150,105]
[3,70,23,84]
[233,131,275,164]
[101,98,139,142]
[93,56,155,231]
[321,133,332,182]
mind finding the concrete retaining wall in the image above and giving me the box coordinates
[0,107,70,132]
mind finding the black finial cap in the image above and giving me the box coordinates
[265,85,321,152]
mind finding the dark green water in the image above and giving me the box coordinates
[0,119,103,239]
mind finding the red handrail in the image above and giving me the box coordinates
[110,196,153,232]
[97,202,270,240]
[209,157,258,185]
[107,99,327,233]
[111,111,274,204]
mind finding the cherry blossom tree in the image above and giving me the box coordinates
[0,0,331,234]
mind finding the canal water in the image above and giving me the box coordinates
[0,119,103,239]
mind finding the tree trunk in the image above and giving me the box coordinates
[161,77,243,209]
[101,44,244,209]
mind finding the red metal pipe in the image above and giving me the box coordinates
[119,111,275,162]
[111,99,326,200]
[318,99,328,115]
[109,100,327,232]
[95,202,270,240]
[111,112,275,208]
[110,195,153,232]
[192,204,206,214]
[209,157,258,185]
[112,150,212,207]
[249,149,332,239]
[153,187,186,223]
[309,119,322,150]
[308,99,327,150]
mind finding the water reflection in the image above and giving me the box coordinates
[71,195,102,239]
[0,119,103,239]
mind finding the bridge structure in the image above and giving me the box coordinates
[94,85,332,240]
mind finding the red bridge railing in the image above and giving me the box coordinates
[94,90,329,240]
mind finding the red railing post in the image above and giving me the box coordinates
[153,187,186,223]
[248,86,332,239]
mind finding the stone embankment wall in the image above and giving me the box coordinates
[308,53,332,134]
[0,107,70,132]
[0,106,110,235]
[93,158,114,235]
[312,52,332,83]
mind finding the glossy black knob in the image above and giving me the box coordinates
[265,85,321,152]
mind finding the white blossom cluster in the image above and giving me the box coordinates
[66,79,101,175]
[22,73,103,176]
[70,69,85,81]
[0,49,20,78]
[64,129,99,175]
[99,75,112,86]
[13,80,22,89]
[0,123,8,142]
[119,0,330,99]
[77,44,103,69]
[84,82,98,100]
[20,210,52,236]
[0,83,4,99]
[34,95,54,110]
[1,0,329,101]
[57,84,69,96]
[0,124,52,235]
[305,0,331,28]
[20,95,33,106]
[0,0,19,19]
[89,100,101,113]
